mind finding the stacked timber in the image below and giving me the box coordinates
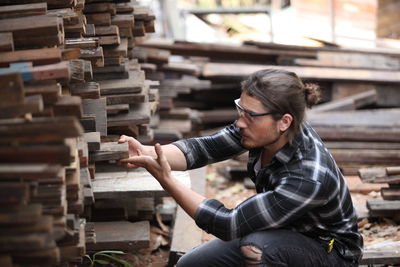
[138,39,400,174]
[0,0,164,265]
[359,166,400,219]
[0,1,96,265]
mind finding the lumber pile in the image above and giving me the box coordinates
[0,0,166,265]
[359,166,400,218]
[137,39,400,174]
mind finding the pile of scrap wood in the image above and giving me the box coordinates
[359,166,400,218]
[0,1,169,266]
[136,39,400,174]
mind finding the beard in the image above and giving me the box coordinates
[240,130,283,149]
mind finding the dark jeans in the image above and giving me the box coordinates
[177,229,357,267]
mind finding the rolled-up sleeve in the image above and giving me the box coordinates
[172,123,245,169]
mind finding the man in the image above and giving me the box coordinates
[119,69,363,266]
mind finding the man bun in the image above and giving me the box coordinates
[304,83,321,108]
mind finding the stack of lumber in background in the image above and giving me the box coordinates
[0,1,88,265]
[359,166,400,219]
[0,1,173,266]
[138,39,400,176]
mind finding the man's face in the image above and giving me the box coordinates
[235,93,282,149]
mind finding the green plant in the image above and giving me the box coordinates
[85,250,133,267]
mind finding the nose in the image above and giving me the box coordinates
[236,116,247,129]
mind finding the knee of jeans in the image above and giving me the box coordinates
[240,244,263,267]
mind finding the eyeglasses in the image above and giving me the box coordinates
[234,98,276,121]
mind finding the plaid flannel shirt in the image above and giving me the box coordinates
[173,122,363,262]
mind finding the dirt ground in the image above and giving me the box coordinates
[106,162,400,267]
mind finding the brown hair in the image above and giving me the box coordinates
[241,69,321,143]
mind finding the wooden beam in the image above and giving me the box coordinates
[0,3,47,19]
[0,32,14,52]
[202,62,400,83]
[0,62,70,82]
[0,117,83,144]
[89,142,129,162]
[86,221,149,251]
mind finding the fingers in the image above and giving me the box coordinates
[154,143,169,168]
[118,135,129,144]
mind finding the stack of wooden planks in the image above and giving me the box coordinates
[136,39,400,174]
[0,0,164,265]
[359,166,400,218]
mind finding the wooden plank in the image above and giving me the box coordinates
[86,221,149,251]
[361,249,400,265]
[98,35,120,46]
[0,203,42,224]
[95,25,119,36]
[107,103,150,127]
[80,46,104,67]
[0,183,30,205]
[0,72,24,108]
[93,70,128,81]
[84,2,116,15]
[359,167,400,184]
[82,98,107,136]
[25,80,61,105]
[106,104,129,115]
[0,143,72,165]
[70,82,100,99]
[47,8,79,26]
[0,117,83,144]
[62,47,81,61]
[89,142,129,162]
[202,62,400,83]
[99,70,144,95]
[0,3,47,19]
[0,15,61,36]
[11,247,60,265]
[295,50,400,70]
[93,166,191,198]
[0,15,63,48]
[140,39,316,62]
[169,167,206,265]
[82,132,100,151]
[105,93,145,105]
[53,95,83,118]
[0,62,70,82]
[0,164,63,182]
[310,90,377,113]
[330,149,400,165]
[387,166,400,175]
[85,23,96,37]
[111,14,134,28]
[367,199,400,217]
[85,13,111,26]
[93,63,126,74]
[102,38,128,57]
[0,32,13,52]
[80,116,97,133]
[381,187,400,200]
[65,38,98,49]
[0,47,62,67]
[0,94,43,118]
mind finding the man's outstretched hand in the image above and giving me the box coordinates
[118,135,145,169]
[119,143,172,183]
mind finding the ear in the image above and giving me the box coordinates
[279,113,293,132]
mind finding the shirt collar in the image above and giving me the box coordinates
[270,130,303,164]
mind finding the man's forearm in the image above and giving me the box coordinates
[142,144,187,171]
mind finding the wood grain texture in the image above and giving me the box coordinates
[86,221,149,251]
[92,166,191,198]
[89,142,128,162]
